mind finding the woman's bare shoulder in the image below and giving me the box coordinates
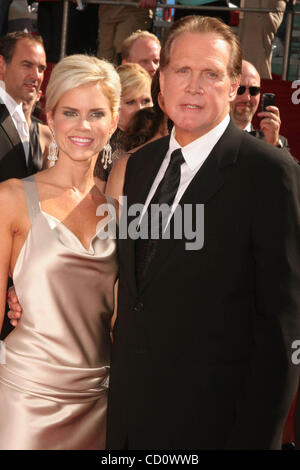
[0,179,27,221]
[0,178,25,202]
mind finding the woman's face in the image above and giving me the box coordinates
[47,81,118,162]
[118,84,152,131]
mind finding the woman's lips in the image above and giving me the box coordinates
[68,136,94,147]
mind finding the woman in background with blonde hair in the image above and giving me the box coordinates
[94,61,152,183]
[0,54,120,450]
[112,62,152,159]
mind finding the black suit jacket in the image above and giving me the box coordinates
[106,120,300,450]
[248,127,291,155]
[0,103,43,183]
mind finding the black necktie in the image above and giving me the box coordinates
[135,148,185,289]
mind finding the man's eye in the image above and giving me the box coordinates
[141,99,151,106]
[125,100,135,106]
[205,71,218,79]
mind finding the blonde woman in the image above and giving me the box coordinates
[111,62,152,160]
[94,62,152,184]
[0,54,120,450]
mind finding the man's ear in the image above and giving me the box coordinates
[229,74,241,102]
[0,55,7,76]
[36,90,43,103]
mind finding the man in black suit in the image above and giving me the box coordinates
[0,31,46,182]
[0,31,46,339]
[106,15,300,449]
[230,59,291,153]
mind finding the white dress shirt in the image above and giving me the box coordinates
[0,80,30,164]
[140,114,230,226]
[244,122,252,132]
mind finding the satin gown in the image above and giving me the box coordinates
[0,176,118,449]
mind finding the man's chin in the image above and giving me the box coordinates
[22,91,35,101]
[234,109,252,122]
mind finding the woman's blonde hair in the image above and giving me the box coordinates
[46,54,121,119]
[117,63,151,100]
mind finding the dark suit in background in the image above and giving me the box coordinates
[107,120,300,449]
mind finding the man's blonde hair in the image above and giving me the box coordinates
[121,30,160,61]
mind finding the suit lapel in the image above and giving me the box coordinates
[138,120,243,294]
[0,104,27,167]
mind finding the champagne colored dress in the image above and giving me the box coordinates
[0,176,118,449]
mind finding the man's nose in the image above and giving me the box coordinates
[29,67,40,83]
[148,62,158,75]
[186,73,204,94]
[243,89,251,99]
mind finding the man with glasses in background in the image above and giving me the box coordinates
[231,59,290,151]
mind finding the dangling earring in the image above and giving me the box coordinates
[47,132,58,167]
[101,140,112,170]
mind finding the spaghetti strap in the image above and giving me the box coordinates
[22,175,41,224]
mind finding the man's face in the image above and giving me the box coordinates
[127,38,160,77]
[230,62,261,128]
[0,38,46,104]
[160,32,239,147]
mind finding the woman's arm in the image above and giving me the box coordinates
[0,182,16,332]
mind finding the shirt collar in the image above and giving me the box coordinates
[244,122,252,132]
[0,80,27,126]
[168,114,230,171]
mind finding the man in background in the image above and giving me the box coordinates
[231,59,290,151]
[121,30,161,77]
[238,0,292,78]
[97,0,157,65]
[0,0,12,37]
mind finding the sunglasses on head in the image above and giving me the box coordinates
[237,86,261,96]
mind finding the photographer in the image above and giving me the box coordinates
[230,59,291,151]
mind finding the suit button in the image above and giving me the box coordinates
[133,302,144,312]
